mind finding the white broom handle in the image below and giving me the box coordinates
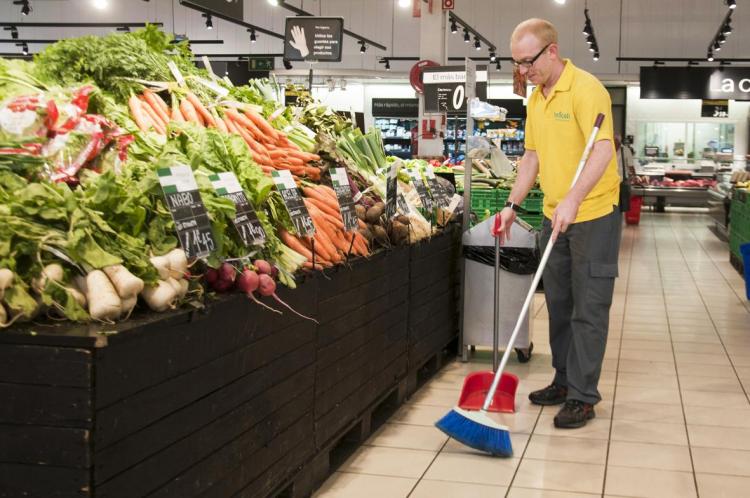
[482,112,605,412]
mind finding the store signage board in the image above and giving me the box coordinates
[181,0,243,19]
[209,172,267,247]
[701,99,729,118]
[157,164,216,259]
[248,57,275,71]
[271,170,316,237]
[284,17,344,63]
[385,160,401,219]
[425,165,450,207]
[407,168,434,211]
[422,66,488,114]
[329,167,359,232]
[372,98,419,118]
[640,67,750,101]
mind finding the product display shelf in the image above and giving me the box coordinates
[0,226,461,498]
[729,189,750,264]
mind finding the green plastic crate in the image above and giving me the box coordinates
[730,199,750,241]
[519,213,544,230]
[522,190,544,214]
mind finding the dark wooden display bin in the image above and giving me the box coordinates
[0,226,461,498]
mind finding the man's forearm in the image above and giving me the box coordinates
[508,152,539,205]
[567,140,613,204]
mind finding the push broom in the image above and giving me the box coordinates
[435,113,606,457]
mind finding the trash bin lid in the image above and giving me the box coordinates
[462,217,537,248]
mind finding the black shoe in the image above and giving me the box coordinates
[528,383,568,406]
[553,400,596,429]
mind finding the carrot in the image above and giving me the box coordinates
[287,157,305,167]
[171,100,185,122]
[139,98,166,134]
[305,168,321,181]
[225,109,265,141]
[140,96,167,127]
[231,121,272,163]
[303,262,326,271]
[268,149,288,160]
[129,95,154,132]
[305,200,343,230]
[143,90,171,125]
[303,187,340,212]
[318,185,338,202]
[357,219,368,231]
[309,208,347,255]
[180,99,203,126]
[244,108,279,141]
[306,196,340,219]
[185,92,216,127]
[223,116,239,134]
[279,229,314,260]
[212,109,228,133]
[150,91,170,114]
[260,165,275,174]
[309,234,336,262]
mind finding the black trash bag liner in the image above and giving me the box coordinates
[463,245,539,275]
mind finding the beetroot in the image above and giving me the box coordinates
[254,259,273,276]
[236,269,260,294]
[219,262,236,283]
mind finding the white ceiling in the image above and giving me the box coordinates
[0,0,747,79]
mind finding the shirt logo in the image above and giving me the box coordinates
[554,111,571,121]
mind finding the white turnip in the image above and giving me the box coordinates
[166,249,188,279]
[0,269,13,300]
[85,270,122,321]
[32,263,64,292]
[66,286,87,308]
[256,274,317,323]
[103,265,144,298]
[150,255,171,280]
[141,280,178,312]
[0,303,7,327]
[120,295,138,318]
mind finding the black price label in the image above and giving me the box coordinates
[157,165,216,260]
[272,170,316,237]
[385,160,401,219]
[330,167,359,232]
[407,168,434,212]
[422,66,488,115]
[397,193,416,216]
[209,172,267,247]
[425,166,450,208]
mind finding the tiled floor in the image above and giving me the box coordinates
[314,212,750,498]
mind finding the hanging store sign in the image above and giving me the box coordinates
[701,99,729,118]
[640,67,750,101]
[422,65,488,114]
[284,17,344,62]
[248,57,275,71]
[372,98,419,118]
[179,0,243,20]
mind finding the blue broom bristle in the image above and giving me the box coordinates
[435,408,513,457]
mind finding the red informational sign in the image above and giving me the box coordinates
[442,0,455,10]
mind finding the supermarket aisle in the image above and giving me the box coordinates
[314,212,750,498]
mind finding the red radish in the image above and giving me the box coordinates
[257,274,318,323]
[204,268,219,286]
[253,259,273,276]
[219,262,236,283]
[213,279,234,292]
[237,268,281,314]
[270,265,279,280]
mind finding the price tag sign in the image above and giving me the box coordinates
[407,168,434,212]
[385,160,401,219]
[425,166,450,208]
[157,164,216,259]
[397,193,417,216]
[271,170,316,237]
[330,167,359,232]
[209,172,267,247]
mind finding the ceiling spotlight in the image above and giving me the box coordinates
[398,0,411,7]
[463,29,470,43]
[283,59,292,70]
[714,41,721,51]
[727,0,736,9]
[450,20,458,34]
[474,37,481,50]
[555,0,566,4]
[582,22,592,36]
[203,13,213,30]
[20,42,28,55]
[586,34,594,45]
[723,22,732,35]
[589,43,596,53]
[495,60,502,71]
[489,51,497,62]
[360,40,367,54]
[116,26,131,32]
[385,59,391,71]
[10,27,18,40]
[593,52,599,61]
[16,0,31,16]
[249,28,256,43]
[92,0,109,10]
[718,34,727,44]
[688,60,699,66]
[267,0,279,5]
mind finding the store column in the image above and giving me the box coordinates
[417,4,448,157]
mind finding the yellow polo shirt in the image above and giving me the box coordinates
[525,59,620,223]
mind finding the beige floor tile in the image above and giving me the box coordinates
[675,362,737,378]
[406,388,462,408]
[604,466,696,498]
[313,472,415,498]
[692,447,750,476]
[696,473,750,498]
[617,359,676,375]
[513,460,604,495]
[684,405,750,428]
[523,434,608,465]
[672,341,726,354]
[408,479,507,498]
[607,440,692,471]
[533,414,611,440]
[619,349,675,362]
[610,419,688,446]
[390,405,451,426]
[620,339,672,351]
[670,333,721,344]
[688,425,750,451]
[674,352,732,366]
[365,423,448,452]
[615,372,679,389]
[680,390,750,408]
[442,431,530,456]
[677,375,744,393]
[612,401,685,424]
[423,452,519,486]
[507,488,601,498]
[337,447,435,478]
[614,386,682,405]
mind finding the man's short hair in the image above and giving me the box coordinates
[511,18,558,48]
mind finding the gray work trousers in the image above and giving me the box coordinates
[539,208,622,405]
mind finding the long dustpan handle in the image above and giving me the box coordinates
[493,216,501,372]
[482,113,605,412]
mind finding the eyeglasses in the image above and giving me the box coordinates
[512,43,551,69]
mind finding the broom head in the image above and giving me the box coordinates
[435,407,513,457]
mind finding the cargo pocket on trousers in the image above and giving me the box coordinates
[587,262,618,306]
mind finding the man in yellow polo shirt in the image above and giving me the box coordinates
[493,18,621,429]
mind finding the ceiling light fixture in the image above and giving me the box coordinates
[723,22,732,35]
[398,0,411,8]
[283,59,292,70]
[203,13,213,30]
[92,0,108,10]
[20,42,28,55]
[495,60,501,71]
[10,27,18,40]
[474,37,481,50]
[249,28,256,43]
[727,0,736,9]
[385,59,391,70]
[14,0,31,16]
[267,0,279,5]
[489,51,496,62]
[555,0,566,4]
[450,20,458,34]
[581,7,600,62]
[360,40,367,53]
[463,29,470,43]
